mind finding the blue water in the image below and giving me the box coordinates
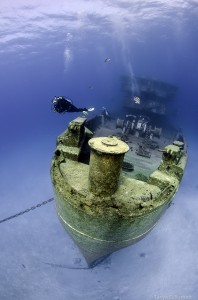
[0,1,197,299]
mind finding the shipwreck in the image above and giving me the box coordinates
[51,77,187,266]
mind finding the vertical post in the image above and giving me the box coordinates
[88,136,129,196]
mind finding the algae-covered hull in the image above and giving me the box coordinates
[51,114,187,266]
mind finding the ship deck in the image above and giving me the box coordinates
[92,120,176,181]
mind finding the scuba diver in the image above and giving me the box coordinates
[101,107,111,121]
[52,96,94,114]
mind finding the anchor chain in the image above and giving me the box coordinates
[0,197,54,224]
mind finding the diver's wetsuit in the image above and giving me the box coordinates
[52,97,88,113]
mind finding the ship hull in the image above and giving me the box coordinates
[51,115,187,266]
[55,194,171,266]
[51,159,176,266]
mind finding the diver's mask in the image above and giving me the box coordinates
[52,97,58,104]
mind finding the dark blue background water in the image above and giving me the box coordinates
[0,1,197,299]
